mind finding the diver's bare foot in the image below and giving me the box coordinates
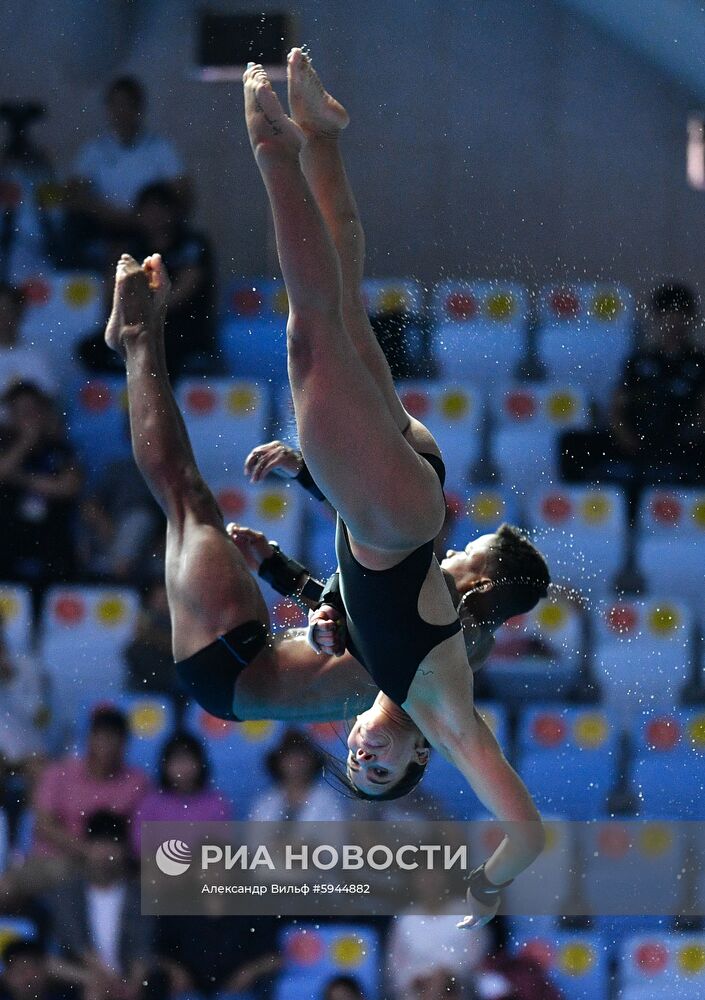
[243,63,304,158]
[287,47,349,137]
[104,254,166,358]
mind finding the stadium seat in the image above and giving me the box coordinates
[305,501,338,580]
[510,929,607,1000]
[396,380,483,492]
[211,479,306,567]
[175,378,272,482]
[422,702,508,819]
[630,710,705,819]
[516,705,620,819]
[636,489,705,611]
[620,933,705,999]
[486,595,583,701]
[443,487,520,552]
[19,271,103,382]
[592,600,693,716]
[276,924,380,1000]
[430,280,529,383]
[536,283,635,409]
[0,583,33,654]
[40,586,140,739]
[66,376,131,484]
[184,705,284,818]
[580,821,688,919]
[525,485,628,595]
[219,278,288,380]
[362,277,425,316]
[490,384,588,493]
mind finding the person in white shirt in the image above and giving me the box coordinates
[67,76,190,246]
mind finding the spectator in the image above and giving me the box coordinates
[66,77,190,261]
[0,620,48,771]
[124,582,181,704]
[0,939,72,1000]
[561,283,705,511]
[78,426,161,583]
[386,868,489,1000]
[156,901,280,999]
[47,810,153,1000]
[0,284,56,397]
[0,382,82,587]
[322,975,367,1000]
[28,706,150,889]
[77,183,216,378]
[130,732,232,855]
[248,729,348,822]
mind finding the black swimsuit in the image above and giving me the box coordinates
[335,453,462,706]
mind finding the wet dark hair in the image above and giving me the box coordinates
[462,522,550,628]
[106,75,146,110]
[265,728,324,785]
[85,809,129,843]
[321,731,431,803]
[158,731,209,792]
[651,283,698,320]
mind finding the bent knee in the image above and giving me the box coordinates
[165,467,223,534]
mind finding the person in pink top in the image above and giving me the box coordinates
[130,732,232,855]
[0,706,151,901]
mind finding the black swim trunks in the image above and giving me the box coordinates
[174,620,269,721]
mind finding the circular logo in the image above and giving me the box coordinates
[155,840,191,876]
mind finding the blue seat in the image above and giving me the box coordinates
[184,705,284,818]
[516,705,620,820]
[66,376,131,484]
[510,928,607,1000]
[220,278,288,380]
[277,924,380,1000]
[630,710,705,819]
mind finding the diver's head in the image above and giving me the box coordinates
[344,700,430,801]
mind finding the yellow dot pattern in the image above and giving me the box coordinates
[574,713,608,749]
[226,387,257,415]
[648,605,680,636]
[331,935,365,967]
[468,493,505,523]
[558,942,595,976]
[378,289,408,313]
[678,945,705,975]
[0,593,19,621]
[691,501,705,529]
[64,278,96,308]
[258,493,288,520]
[688,715,705,749]
[440,391,470,420]
[592,291,622,321]
[536,602,567,631]
[96,597,126,627]
[547,392,577,423]
[273,288,289,314]
[639,823,672,858]
[130,703,165,737]
[241,720,274,741]
[486,292,516,320]
[581,494,611,524]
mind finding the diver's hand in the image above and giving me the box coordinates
[244,440,303,484]
[456,888,501,930]
[226,523,274,572]
[307,604,346,656]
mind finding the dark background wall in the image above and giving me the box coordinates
[1,0,703,301]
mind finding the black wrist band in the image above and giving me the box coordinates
[295,461,326,502]
[318,572,346,617]
[467,864,513,903]
[258,543,309,597]
[300,575,324,604]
